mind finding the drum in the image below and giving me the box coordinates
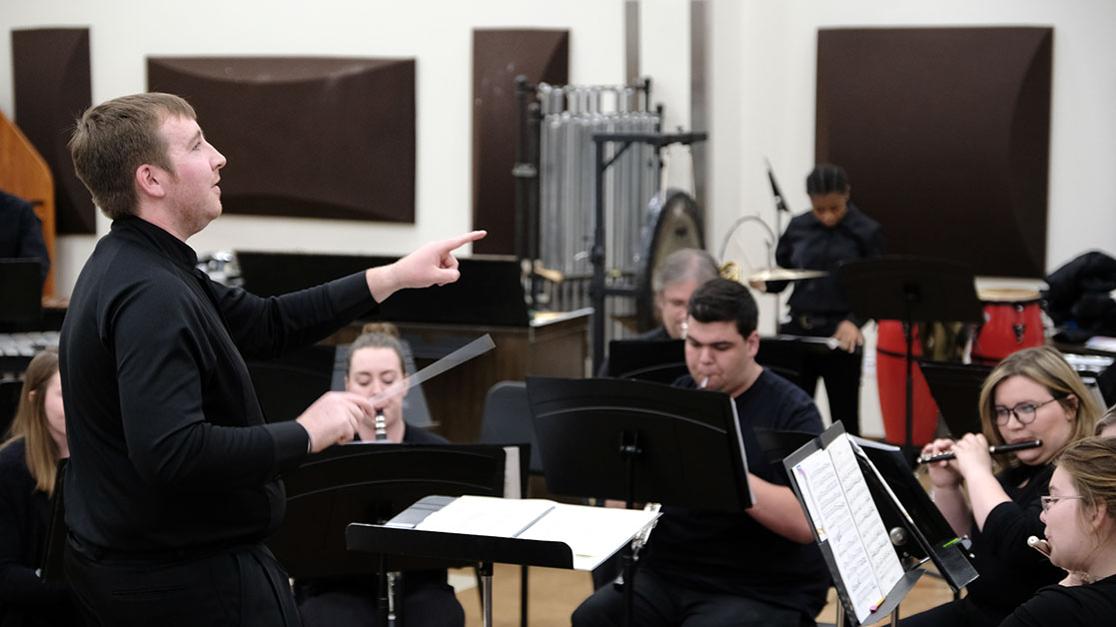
[972,288,1044,362]
[876,320,941,446]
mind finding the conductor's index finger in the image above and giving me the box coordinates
[444,230,487,250]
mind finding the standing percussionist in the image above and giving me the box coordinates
[59,92,484,627]
[766,164,883,436]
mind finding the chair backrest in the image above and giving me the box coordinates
[478,381,542,475]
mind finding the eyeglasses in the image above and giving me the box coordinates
[993,397,1061,426]
[1041,495,1086,512]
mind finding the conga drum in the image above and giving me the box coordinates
[876,320,941,446]
[972,288,1044,362]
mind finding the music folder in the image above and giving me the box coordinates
[784,423,921,625]
[347,495,660,572]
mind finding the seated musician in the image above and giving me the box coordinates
[0,189,50,283]
[902,346,1102,627]
[0,348,83,626]
[573,278,830,627]
[999,437,1116,626]
[763,164,883,436]
[294,323,464,627]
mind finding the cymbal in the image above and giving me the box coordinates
[746,267,828,282]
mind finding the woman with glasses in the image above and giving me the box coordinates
[901,346,1101,627]
[999,437,1116,626]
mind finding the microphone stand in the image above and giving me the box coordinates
[765,158,792,325]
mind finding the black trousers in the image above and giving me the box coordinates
[779,318,863,437]
[572,569,814,627]
[65,538,301,627]
[297,582,464,627]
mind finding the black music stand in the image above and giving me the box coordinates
[269,443,518,626]
[918,360,993,438]
[525,376,751,627]
[605,338,687,383]
[839,256,983,453]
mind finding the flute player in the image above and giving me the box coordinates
[901,346,1102,626]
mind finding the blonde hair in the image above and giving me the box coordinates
[347,323,406,375]
[1056,437,1116,522]
[978,346,1101,468]
[69,92,197,220]
[1094,404,1116,436]
[1,348,62,495]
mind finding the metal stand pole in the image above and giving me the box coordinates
[478,561,494,627]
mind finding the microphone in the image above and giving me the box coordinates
[916,439,1042,465]
[765,157,790,213]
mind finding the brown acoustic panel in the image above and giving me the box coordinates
[472,29,569,254]
[148,57,415,223]
[816,27,1052,278]
[12,28,95,234]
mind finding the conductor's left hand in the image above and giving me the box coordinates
[367,230,487,302]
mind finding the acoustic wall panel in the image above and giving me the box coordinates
[472,29,569,255]
[12,28,95,234]
[816,27,1052,278]
[148,57,416,223]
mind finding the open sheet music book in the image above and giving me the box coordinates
[789,432,906,623]
[388,495,660,571]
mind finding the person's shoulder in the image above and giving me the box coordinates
[0,439,30,475]
[844,203,881,230]
[1006,579,1116,627]
[757,368,811,402]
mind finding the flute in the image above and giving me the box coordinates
[916,439,1042,465]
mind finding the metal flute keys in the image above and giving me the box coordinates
[916,439,1042,465]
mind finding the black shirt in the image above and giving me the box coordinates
[0,191,50,282]
[0,440,79,626]
[999,574,1116,627]
[966,463,1064,614]
[641,369,831,617]
[772,203,883,325]
[59,216,377,554]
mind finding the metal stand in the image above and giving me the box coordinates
[589,131,709,372]
[478,561,494,627]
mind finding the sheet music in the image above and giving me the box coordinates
[410,495,660,571]
[792,435,905,623]
[416,495,554,537]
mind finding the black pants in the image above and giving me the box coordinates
[297,582,464,627]
[779,319,863,437]
[572,568,814,627]
[65,539,301,627]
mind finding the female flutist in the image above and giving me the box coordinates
[901,346,1101,627]
[999,437,1116,626]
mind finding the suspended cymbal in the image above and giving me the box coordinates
[745,267,828,282]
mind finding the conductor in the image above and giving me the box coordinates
[58,92,485,627]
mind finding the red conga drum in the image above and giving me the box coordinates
[972,288,1044,362]
[876,320,941,447]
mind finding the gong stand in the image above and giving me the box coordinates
[588,131,709,373]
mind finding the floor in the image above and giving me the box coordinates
[452,560,955,626]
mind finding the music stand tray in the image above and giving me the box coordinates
[918,360,993,438]
[605,338,687,383]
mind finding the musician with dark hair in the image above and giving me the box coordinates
[295,322,464,627]
[573,278,829,627]
[60,92,484,627]
[0,189,50,283]
[764,163,883,436]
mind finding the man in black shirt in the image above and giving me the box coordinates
[765,164,883,436]
[59,92,485,627]
[573,279,830,627]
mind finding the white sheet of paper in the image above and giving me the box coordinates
[416,495,554,538]
[517,504,659,570]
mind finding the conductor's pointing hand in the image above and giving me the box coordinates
[366,230,488,302]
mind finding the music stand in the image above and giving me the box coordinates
[918,360,993,438]
[269,443,518,626]
[605,339,686,383]
[839,256,983,452]
[0,259,42,324]
[525,376,752,627]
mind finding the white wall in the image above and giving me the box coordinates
[0,0,627,295]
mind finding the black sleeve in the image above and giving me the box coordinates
[999,586,1087,627]
[16,202,50,281]
[109,279,308,489]
[982,483,1050,569]
[0,474,69,606]
[213,272,378,360]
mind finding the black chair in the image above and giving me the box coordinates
[478,381,542,476]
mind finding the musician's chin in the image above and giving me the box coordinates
[1013,446,1045,466]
